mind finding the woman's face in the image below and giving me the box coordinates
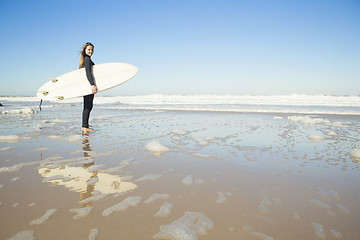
[85,45,94,57]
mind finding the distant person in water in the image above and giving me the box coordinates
[79,42,98,134]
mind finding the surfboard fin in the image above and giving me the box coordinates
[49,78,58,83]
[38,91,49,96]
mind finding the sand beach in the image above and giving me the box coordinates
[0,95,359,240]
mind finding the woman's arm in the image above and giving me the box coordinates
[84,57,98,94]
[84,56,96,86]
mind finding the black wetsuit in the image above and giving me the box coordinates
[82,55,95,128]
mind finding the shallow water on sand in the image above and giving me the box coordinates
[0,103,359,239]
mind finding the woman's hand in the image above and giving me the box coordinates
[91,85,98,94]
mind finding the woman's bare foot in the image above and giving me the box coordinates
[82,127,95,133]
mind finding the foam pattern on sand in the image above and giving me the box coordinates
[29,209,57,225]
[0,162,38,173]
[0,135,30,143]
[2,107,37,115]
[0,146,15,151]
[243,225,274,240]
[153,212,213,240]
[145,193,170,204]
[288,116,330,125]
[350,149,360,159]
[135,173,162,182]
[146,141,170,154]
[311,222,325,239]
[89,228,99,240]
[0,98,359,239]
[70,207,93,219]
[6,230,37,240]
[79,194,108,204]
[102,196,142,216]
[155,202,173,217]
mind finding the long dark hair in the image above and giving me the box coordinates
[79,42,94,69]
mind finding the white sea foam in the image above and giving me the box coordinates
[310,199,331,210]
[243,225,274,240]
[244,152,256,162]
[310,199,336,216]
[70,207,93,219]
[332,121,348,128]
[89,228,99,240]
[327,130,338,136]
[6,230,37,240]
[0,164,23,173]
[153,211,213,240]
[316,187,330,199]
[273,116,283,119]
[191,153,210,158]
[135,173,162,182]
[182,175,193,185]
[259,199,272,214]
[2,107,37,115]
[120,158,134,165]
[252,232,274,240]
[102,196,142,216]
[330,229,342,239]
[288,116,330,125]
[87,177,99,185]
[145,141,170,154]
[43,175,75,182]
[155,202,173,217]
[311,222,325,239]
[350,149,360,159]
[329,191,341,201]
[308,134,325,141]
[0,146,15,151]
[29,209,57,225]
[336,203,351,214]
[145,193,170,204]
[67,135,83,143]
[32,148,48,151]
[171,129,188,135]
[11,177,20,182]
[216,192,227,204]
[0,135,31,143]
[192,136,208,146]
[47,135,62,140]
[79,194,108,204]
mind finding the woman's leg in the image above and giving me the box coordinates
[82,94,94,129]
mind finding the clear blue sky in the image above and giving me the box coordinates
[1,0,359,96]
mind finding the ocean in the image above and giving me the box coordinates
[1,94,360,115]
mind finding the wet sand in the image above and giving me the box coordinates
[0,104,360,239]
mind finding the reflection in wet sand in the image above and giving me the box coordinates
[38,137,138,201]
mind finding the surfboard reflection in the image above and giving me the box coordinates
[38,136,137,206]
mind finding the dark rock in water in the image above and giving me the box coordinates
[0,103,3,107]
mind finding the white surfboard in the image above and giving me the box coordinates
[37,62,138,100]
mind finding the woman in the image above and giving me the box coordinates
[79,42,98,133]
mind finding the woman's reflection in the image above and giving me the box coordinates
[80,136,97,207]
